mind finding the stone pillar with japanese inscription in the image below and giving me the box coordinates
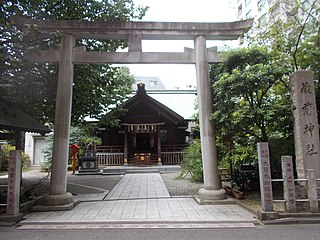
[6,150,21,215]
[307,169,319,212]
[0,150,24,223]
[257,142,274,212]
[281,156,297,212]
[290,70,320,179]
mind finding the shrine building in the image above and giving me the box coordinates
[96,83,191,167]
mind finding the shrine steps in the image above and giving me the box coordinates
[102,165,181,175]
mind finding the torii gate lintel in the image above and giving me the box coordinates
[25,48,221,64]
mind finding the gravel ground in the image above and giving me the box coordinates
[160,172,204,196]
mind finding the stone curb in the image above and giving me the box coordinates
[263,217,320,225]
[18,219,258,225]
[234,198,320,225]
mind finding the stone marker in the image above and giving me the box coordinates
[281,156,297,212]
[290,70,320,179]
[307,169,319,213]
[6,150,21,215]
[257,142,273,212]
[0,150,24,224]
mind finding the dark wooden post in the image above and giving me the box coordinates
[124,127,128,166]
[157,126,162,165]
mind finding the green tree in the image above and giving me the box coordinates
[207,0,319,174]
[0,0,148,125]
[210,46,291,168]
[249,0,320,83]
[41,125,100,171]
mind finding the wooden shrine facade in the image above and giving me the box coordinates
[96,83,189,166]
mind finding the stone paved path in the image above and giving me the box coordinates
[19,173,259,229]
[105,173,170,200]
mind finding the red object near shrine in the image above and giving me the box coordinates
[69,144,80,174]
[69,143,80,154]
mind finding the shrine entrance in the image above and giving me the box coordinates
[136,133,150,152]
[125,123,161,165]
[12,16,252,209]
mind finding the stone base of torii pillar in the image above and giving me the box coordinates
[32,193,75,212]
[193,191,235,205]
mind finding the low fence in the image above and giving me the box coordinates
[161,144,187,152]
[96,145,124,153]
[97,152,184,166]
[96,152,124,166]
[258,142,319,213]
[161,151,184,165]
[270,170,320,213]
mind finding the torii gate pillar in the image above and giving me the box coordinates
[41,34,75,208]
[195,36,226,201]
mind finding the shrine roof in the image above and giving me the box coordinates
[103,83,192,125]
[0,102,51,135]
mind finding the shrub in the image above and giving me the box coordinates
[21,152,31,169]
[231,168,259,192]
[0,144,15,171]
[40,160,51,172]
[179,140,203,182]
[0,144,31,171]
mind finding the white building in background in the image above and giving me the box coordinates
[133,76,197,120]
[232,0,299,45]
[25,132,50,166]
[133,76,166,90]
[234,0,289,21]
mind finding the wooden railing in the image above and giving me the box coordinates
[161,144,187,152]
[96,152,124,166]
[161,151,184,165]
[96,145,124,153]
[96,145,188,166]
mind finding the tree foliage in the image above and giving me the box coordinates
[251,0,320,119]
[209,1,319,170]
[0,0,148,125]
[211,47,290,141]
[210,46,291,168]
[248,0,320,79]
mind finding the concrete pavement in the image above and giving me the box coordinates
[17,173,259,229]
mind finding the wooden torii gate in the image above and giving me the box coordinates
[13,17,252,209]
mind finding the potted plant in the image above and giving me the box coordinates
[231,184,244,199]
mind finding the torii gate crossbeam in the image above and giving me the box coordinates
[12,17,252,209]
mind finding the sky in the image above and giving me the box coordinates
[111,0,237,119]
[123,0,237,90]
